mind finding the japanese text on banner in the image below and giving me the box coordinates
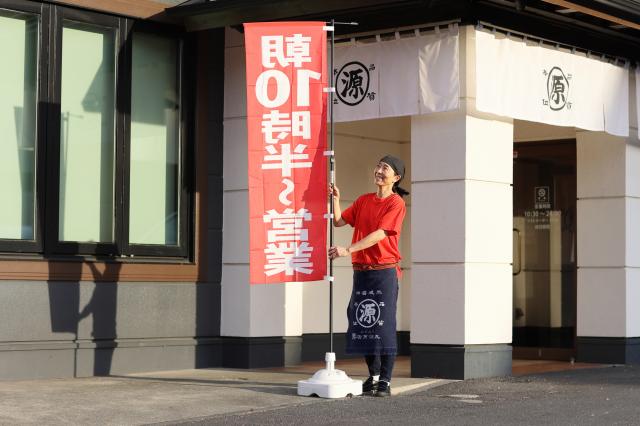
[244,22,328,284]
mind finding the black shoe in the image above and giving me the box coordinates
[362,376,378,395]
[375,380,391,397]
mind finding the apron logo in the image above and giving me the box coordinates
[542,66,572,111]
[335,61,373,106]
[356,298,381,328]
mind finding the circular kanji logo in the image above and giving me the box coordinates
[336,61,370,106]
[546,66,570,111]
[356,298,381,328]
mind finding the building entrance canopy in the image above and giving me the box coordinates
[476,30,630,137]
[332,25,459,122]
[331,25,635,140]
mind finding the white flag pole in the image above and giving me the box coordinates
[298,19,361,399]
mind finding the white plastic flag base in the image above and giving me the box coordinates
[297,352,363,398]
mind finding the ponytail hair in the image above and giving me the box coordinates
[393,182,410,198]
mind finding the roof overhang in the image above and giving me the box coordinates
[167,0,640,60]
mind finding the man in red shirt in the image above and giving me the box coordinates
[329,155,408,397]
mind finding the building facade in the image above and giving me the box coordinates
[1,0,639,380]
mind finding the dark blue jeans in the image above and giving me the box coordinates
[365,354,396,382]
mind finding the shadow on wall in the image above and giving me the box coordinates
[48,252,122,377]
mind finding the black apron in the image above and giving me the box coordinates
[345,268,398,355]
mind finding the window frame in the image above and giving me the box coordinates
[121,21,193,258]
[0,1,48,253]
[46,6,123,256]
[0,1,194,261]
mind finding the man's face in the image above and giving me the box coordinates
[374,161,400,186]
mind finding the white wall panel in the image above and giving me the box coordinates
[627,198,640,268]
[577,131,626,199]
[577,268,626,337]
[466,116,513,184]
[222,190,249,264]
[221,265,251,336]
[249,284,286,336]
[626,139,640,198]
[626,268,640,337]
[411,113,466,182]
[464,263,512,344]
[302,277,331,334]
[410,264,465,344]
[284,283,304,336]
[411,181,465,263]
[465,181,512,264]
[222,118,248,191]
[397,271,411,331]
[577,198,625,268]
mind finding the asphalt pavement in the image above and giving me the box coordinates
[171,365,640,426]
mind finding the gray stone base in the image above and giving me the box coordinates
[411,344,512,380]
[221,337,286,368]
[300,331,411,362]
[0,333,417,380]
[577,337,640,364]
[0,338,224,380]
[284,336,303,366]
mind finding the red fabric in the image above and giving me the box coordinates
[341,193,406,267]
[244,22,327,284]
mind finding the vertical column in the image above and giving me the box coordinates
[576,93,640,363]
[410,112,513,379]
[220,27,303,368]
[410,26,513,379]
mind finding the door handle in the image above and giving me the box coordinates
[513,228,522,276]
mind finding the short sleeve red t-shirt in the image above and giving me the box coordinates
[341,193,406,265]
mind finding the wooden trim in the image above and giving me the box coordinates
[48,0,169,19]
[0,259,198,282]
[194,31,209,282]
[542,0,640,31]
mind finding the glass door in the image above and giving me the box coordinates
[512,141,577,360]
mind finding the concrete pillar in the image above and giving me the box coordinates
[221,27,303,367]
[576,74,640,362]
[410,26,513,379]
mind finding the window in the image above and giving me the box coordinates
[0,8,39,249]
[59,22,117,244]
[129,32,180,247]
[0,2,192,259]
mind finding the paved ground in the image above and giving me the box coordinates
[1,362,637,425]
[0,366,443,425]
[183,365,638,426]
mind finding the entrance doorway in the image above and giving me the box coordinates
[512,140,577,360]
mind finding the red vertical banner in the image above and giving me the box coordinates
[244,22,328,284]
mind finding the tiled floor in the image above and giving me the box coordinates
[270,356,605,378]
